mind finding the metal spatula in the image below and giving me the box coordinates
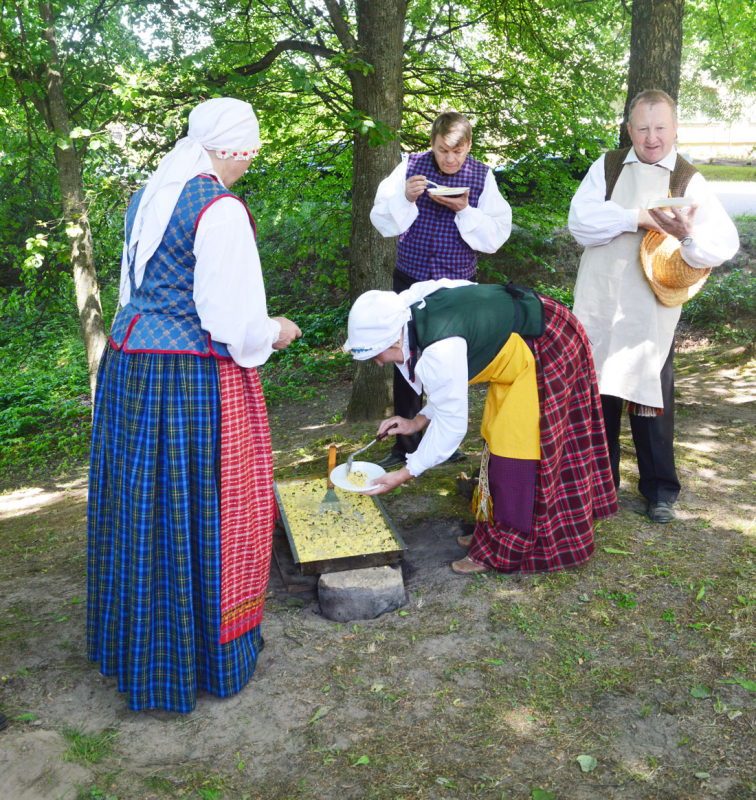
[346,423,398,474]
[319,444,342,515]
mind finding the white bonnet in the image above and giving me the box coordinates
[343,290,410,360]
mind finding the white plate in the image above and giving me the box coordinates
[428,186,468,197]
[329,461,386,492]
[646,197,695,210]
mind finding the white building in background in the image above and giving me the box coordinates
[678,109,756,161]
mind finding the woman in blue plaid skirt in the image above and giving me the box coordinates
[87,99,301,712]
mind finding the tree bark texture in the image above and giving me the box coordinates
[345,0,407,420]
[39,2,107,401]
[619,0,685,147]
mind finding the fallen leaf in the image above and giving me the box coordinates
[690,685,711,699]
[576,754,598,772]
[353,755,370,766]
[603,547,632,555]
[531,788,555,800]
[695,772,710,779]
[720,678,756,691]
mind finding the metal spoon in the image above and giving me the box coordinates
[346,423,398,474]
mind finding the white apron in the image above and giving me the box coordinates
[573,162,680,409]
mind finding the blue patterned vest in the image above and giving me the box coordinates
[396,152,489,281]
[109,175,256,358]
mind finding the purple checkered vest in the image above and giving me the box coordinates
[396,151,489,281]
[109,175,256,358]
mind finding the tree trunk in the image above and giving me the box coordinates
[39,2,107,401]
[345,0,407,421]
[619,0,685,147]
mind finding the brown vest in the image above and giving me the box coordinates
[604,147,699,201]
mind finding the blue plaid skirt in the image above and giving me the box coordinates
[87,346,263,712]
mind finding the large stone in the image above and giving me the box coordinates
[318,565,406,622]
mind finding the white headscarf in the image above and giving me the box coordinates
[343,279,476,360]
[121,97,261,299]
[343,290,410,360]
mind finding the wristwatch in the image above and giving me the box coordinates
[679,235,694,246]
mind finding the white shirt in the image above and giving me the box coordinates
[118,173,281,368]
[393,280,473,478]
[370,159,513,254]
[568,148,739,269]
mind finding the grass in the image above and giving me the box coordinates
[696,163,756,182]
[62,726,118,764]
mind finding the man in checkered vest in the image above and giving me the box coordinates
[370,111,513,467]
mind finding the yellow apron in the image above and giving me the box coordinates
[469,332,540,461]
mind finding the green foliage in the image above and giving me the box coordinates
[682,0,756,121]
[242,143,353,300]
[258,303,351,406]
[534,281,575,309]
[595,589,637,609]
[0,289,92,482]
[682,269,756,325]
[76,790,118,800]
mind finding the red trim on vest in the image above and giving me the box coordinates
[110,312,232,360]
[109,313,141,351]
[123,345,213,357]
[195,194,257,240]
[208,334,233,361]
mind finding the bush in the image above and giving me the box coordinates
[0,298,92,482]
[258,303,351,405]
[682,269,756,325]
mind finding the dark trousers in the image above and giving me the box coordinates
[391,268,423,458]
[600,339,680,504]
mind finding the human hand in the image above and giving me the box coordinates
[376,415,425,439]
[648,204,698,240]
[363,466,411,495]
[405,175,428,203]
[271,317,302,350]
[637,208,666,234]
[429,190,469,212]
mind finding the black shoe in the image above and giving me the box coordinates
[0,712,8,732]
[445,449,467,464]
[648,501,676,523]
[377,453,406,469]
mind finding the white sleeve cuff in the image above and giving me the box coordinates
[388,192,418,232]
[623,208,640,232]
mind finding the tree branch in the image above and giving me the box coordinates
[323,0,357,52]
[405,13,488,52]
[231,39,337,76]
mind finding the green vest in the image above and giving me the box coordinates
[410,284,544,379]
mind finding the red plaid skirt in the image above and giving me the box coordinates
[468,297,617,573]
[218,363,275,643]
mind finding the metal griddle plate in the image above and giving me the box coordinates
[274,475,408,576]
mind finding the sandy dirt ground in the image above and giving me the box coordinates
[0,336,755,800]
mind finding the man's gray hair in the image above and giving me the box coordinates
[431,112,473,147]
[627,90,677,125]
